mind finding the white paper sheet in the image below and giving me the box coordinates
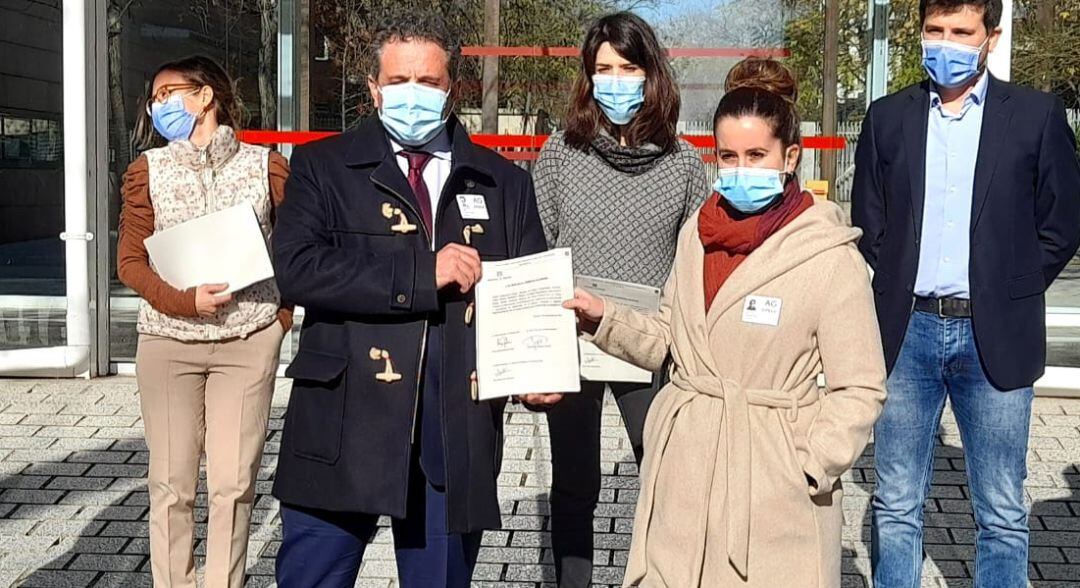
[474,248,581,400]
[143,202,275,295]
[575,276,662,383]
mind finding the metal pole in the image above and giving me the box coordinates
[277,0,296,157]
[297,0,310,130]
[820,0,839,198]
[481,0,499,134]
[867,0,890,104]
[91,0,110,376]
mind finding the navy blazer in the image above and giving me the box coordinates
[852,77,1080,390]
[271,116,547,532]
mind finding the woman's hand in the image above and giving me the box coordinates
[195,283,233,317]
[563,288,605,334]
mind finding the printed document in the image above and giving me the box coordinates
[475,248,581,400]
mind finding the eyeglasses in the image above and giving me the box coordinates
[144,84,202,114]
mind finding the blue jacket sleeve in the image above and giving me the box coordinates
[271,146,439,316]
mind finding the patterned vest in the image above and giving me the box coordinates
[138,126,281,341]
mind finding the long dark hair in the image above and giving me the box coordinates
[132,55,247,151]
[714,58,801,152]
[563,12,680,152]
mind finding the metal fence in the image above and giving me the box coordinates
[835,109,1080,203]
[834,121,861,203]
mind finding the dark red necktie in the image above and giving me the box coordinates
[402,150,434,233]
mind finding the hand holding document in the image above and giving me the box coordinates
[474,248,581,400]
[575,276,661,383]
[143,202,275,295]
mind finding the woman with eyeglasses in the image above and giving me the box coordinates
[117,55,290,588]
[533,12,709,588]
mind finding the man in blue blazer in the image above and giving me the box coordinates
[852,0,1080,585]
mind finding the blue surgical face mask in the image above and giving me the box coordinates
[150,93,197,143]
[922,38,987,88]
[592,74,646,125]
[378,82,450,146]
[714,167,786,214]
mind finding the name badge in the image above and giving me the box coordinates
[742,295,782,326]
[456,194,490,220]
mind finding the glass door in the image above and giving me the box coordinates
[0,1,74,375]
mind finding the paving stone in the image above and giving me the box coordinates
[31,520,106,537]
[0,489,63,504]
[1037,563,1080,581]
[67,553,144,572]
[85,464,146,478]
[479,547,542,564]
[1,378,1079,586]
[60,491,132,507]
[47,477,113,491]
[59,536,130,555]
[504,564,556,582]
[95,572,152,588]
[10,501,81,520]
[15,570,98,588]
[66,451,131,464]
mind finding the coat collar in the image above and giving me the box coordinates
[344,115,497,182]
[674,201,861,369]
[168,125,240,171]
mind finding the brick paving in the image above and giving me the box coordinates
[0,378,1077,587]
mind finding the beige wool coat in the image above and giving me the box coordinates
[586,200,887,587]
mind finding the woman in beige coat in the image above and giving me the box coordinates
[565,59,887,587]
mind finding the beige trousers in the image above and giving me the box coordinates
[135,321,284,588]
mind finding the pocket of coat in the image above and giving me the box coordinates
[1008,270,1045,300]
[774,411,810,489]
[285,348,348,464]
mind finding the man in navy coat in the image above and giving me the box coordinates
[852,1,1080,586]
[270,13,560,587]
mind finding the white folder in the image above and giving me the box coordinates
[143,202,275,295]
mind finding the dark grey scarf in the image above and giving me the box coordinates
[590,130,667,175]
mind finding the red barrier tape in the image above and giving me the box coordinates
[238,131,847,153]
[461,46,791,58]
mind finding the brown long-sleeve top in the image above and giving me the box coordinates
[117,151,294,332]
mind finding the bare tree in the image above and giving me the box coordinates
[258,0,279,128]
[107,0,138,174]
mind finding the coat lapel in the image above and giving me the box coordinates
[674,219,723,377]
[971,77,1012,230]
[902,84,931,240]
[344,117,425,220]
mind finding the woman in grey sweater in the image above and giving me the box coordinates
[534,11,708,588]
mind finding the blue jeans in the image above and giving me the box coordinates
[871,311,1033,588]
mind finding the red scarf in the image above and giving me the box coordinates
[698,179,814,310]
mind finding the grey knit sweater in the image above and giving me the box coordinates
[534,131,710,289]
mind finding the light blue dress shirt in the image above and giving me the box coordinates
[914,73,989,299]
